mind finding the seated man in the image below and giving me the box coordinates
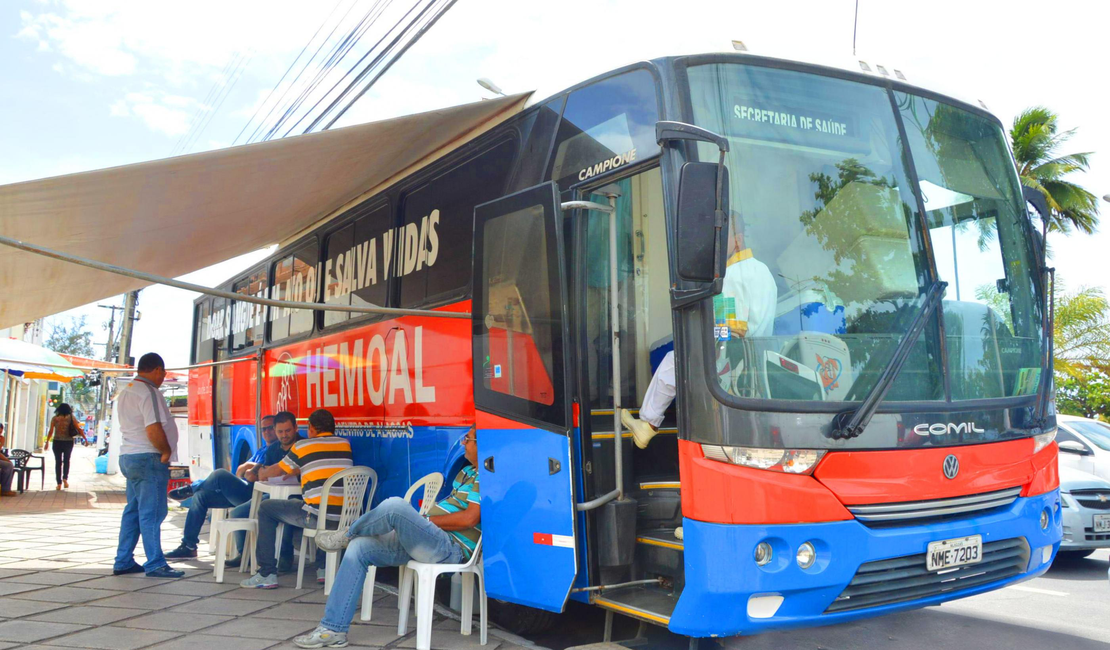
[293,427,480,649]
[0,423,17,497]
[621,211,777,450]
[165,413,301,561]
[241,408,352,589]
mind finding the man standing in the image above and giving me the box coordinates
[241,409,352,589]
[0,423,17,497]
[294,427,480,648]
[165,413,302,561]
[112,353,184,579]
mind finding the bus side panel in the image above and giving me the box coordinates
[261,301,473,502]
[187,367,214,480]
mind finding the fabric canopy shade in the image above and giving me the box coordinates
[0,93,530,329]
[0,338,84,382]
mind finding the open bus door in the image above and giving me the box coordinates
[472,182,577,612]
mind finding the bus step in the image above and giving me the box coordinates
[636,528,684,591]
[593,584,678,627]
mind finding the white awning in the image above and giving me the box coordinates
[0,93,530,329]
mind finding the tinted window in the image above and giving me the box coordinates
[548,69,660,190]
[269,242,319,342]
[231,268,267,352]
[193,300,213,364]
[211,297,229,360]
[508,97,564,192]
[323,204,392,328]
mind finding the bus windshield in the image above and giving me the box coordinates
[686,63,1044,409]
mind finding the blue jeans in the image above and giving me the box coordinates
[181,469,254,548]
[321,497,464,633]
[257,498,329,576]
[114,453,170,573]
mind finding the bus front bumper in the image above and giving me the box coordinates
[668,490,1062,638]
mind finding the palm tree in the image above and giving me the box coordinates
[1053,284,1110,378]
[1010,107,1100,234]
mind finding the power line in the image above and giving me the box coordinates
[177,49,255,154]
[172,51,244,156]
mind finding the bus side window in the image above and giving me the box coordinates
[399,139,517,309]
[269,242,318,343]
[193,300,213,364]
[231,268,266,353]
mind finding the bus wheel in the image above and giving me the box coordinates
[488,599,561,635]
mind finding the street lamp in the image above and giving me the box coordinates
[477,78,505,96]
[1102,194,1110,203]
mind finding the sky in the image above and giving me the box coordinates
[3,0,1108,367]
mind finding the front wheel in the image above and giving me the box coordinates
[488,599,561,635]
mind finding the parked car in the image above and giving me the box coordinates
[1056,414,1110,481]
[1058,466,1110,559]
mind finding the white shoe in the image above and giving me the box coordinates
[674,526,683,541]
[294,625,348,648]
[621,409,658,449]
[315,530,350,552]
[240,573,278,589]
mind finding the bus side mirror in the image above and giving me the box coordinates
[676,162,730,285]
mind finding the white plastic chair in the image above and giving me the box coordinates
[209,507,229,548]
[398,536,485,650]
[360,472,444,621]
[296,466,377,594]
[213,516,257,583]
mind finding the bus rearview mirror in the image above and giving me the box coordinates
[675,162,730,285]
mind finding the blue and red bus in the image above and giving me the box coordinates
[188,51,1061,638]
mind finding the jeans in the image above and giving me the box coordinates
[114,453,170,573]
[52,440,75,484]
[256,498,331,577]
[321,497,464,633]
[0,458,13,492]
[181,469,254,548]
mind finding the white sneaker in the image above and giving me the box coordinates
[621,409,658,450]
[315,530,350,552]
[240,573,278,589]
[294,625,348,648]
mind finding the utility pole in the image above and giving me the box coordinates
[117,290,140,369]
[95,302,125,438]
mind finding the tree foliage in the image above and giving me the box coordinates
[45,316,94,358]
[1010,106,1100,235]
[1053,284,1110,377]
[1056,371,1110,420]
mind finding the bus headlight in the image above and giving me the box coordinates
[701,445,826,474]
[796,542,816,569]
[1033,430,1057,454]
[1040,509,1050,530]
[755,542,773,566]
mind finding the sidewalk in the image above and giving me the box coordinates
[1,445,126,513]
[0,447,537,650]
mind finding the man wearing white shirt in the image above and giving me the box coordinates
[622,212,777,450]
[111,352,184,579]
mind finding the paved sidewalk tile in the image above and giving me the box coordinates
[202,616,318,641]
[0,620,89,644]
[0,597,67,618]
[219,586,309,602]
[25,606,146,626]
[86,591,197,610]
[144,580,240,597]
[252,602,326,622]
[0,581,48,597]
[43,625,180,649]
[395,619,499,650]
[0,569,34,580]
[72,575,175,591]
[337,623,411,647]
[146,633,280,650]
[12,586,123,604]
[172,596,275,616]
[2,572,97,586]
[113,611,234,633]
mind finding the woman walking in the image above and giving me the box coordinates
[45,403,84,490]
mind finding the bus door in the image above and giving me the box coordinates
[472,182,577,612]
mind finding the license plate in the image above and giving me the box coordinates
[1095,514,1110,533]
[926,535,982,572]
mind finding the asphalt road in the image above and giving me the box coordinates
[528,549,1110,650]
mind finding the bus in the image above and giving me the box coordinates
[188,51,1062,639]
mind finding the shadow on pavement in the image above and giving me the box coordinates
[1046,554,1110,582]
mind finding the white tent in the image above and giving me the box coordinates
[0,93,530,329]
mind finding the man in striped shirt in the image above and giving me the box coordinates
[241,409,352,589]
[293,427,480,648]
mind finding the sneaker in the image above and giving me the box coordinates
[317,568,326,584]
[294,625,348,648]
[240,573,278,589]
[225,555,244,568]
[315,530,350,552]
[164,544,198,559]
[146,566,185,579]
[113,563,144,576]
[168,484,195,502]
[277,557,294,574]
[63,479,69,488]
[1,491,18,497]
[621,409,658,450]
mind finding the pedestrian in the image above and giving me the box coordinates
[0,423,17,497]
[111,352,184,579]
[44,403,84,489]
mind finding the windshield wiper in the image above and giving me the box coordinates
[830,281,948,440]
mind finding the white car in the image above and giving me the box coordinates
[1055,414,1110,481]
[1058,466,1110,558]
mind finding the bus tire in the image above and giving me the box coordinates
[488,599,561,635]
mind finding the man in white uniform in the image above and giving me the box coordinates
[622,212,777,449]
[111,352,184,579]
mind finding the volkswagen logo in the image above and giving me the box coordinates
[943,455,960,480]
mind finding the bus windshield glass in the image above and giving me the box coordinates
[686,63,1044,409]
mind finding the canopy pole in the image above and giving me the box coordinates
[0,235,469,320]
[0,354,259,376]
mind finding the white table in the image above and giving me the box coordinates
[243,478,302,570]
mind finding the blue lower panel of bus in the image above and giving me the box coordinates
[669,490,1061,638]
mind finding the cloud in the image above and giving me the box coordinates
[109,91,202,137]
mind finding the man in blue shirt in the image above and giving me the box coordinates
[166,412,301,559]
